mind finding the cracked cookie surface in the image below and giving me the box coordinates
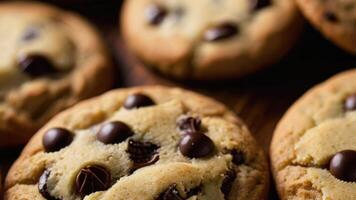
[271,69,356,200]
[0,2,114,146]
[296,0,356,55]
[121,0,302,80]
[5,86,268,200]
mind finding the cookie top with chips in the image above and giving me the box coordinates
[5,86,268,200]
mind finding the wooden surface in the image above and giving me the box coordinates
[1,1,356,199]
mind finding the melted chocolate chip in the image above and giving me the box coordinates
[124,94,155,109]
[204,23,239,42]
[231,149,245,165]
[146,4,168,25]
[157,184,184,200]
[97,121,134,144]
[250,0,271,11]
[344,94,356,111]
[127,139,160,171]
[38,169,60,200]
[18,55,57,77]
[324,11,339,23]
[43,128,73,152]
[177,116,201,134]
[131,154,160,173]
[221,170,237,199]
[179,132,215,158]
[22,26,40,41]
[76,165,111,197]
[329,150,356,182]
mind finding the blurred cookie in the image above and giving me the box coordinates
[296,0,356,55]
[0,2,114,147]
[5,86,269,200]
[121,0,303,80]
[271,69,356,199]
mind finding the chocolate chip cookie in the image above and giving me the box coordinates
[271,69,356,200]
[121,0,303,80]
[0,2,114,147]
[296,0,356,55]
[5,86,269,200]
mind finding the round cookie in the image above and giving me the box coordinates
[5,86,269,200]
[0,2,114,147]
[296,0,356,55]
[271,69,356,200]
[121,0,303,80]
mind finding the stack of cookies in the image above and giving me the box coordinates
[0,0,355,200]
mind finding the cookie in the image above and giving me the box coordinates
[296,0,356,55]
[0,2,114,147]
[121,0,303,80]
[5,86,269,200]
[271,69,356,200]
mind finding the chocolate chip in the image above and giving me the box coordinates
[146,4,167,25]
[344,94,356,111]
[97,121,134,144]
[124,94,155,109]
[329,150,356,182]
[177,116,201,134]
[221,170,237,199]
[204,23,239,42]
[157,184,184,200]
[76,165,111,197]
[231,149,245,165]
[38,169,60,200]
[186,186,201,197]
[127,140,160,171]
[43,128,73,152]
[18,55,57,77]
[324,11,339,23]
[179,132,215,158]
[250,0,271,10]
[22,26,40,41]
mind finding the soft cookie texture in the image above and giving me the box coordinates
[121,0,303,80]
[271,69,356,200]
[296,0,356,55]
[0,2,114,147]
[5,86,269,200]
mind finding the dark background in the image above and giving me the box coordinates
[1,1,356,199]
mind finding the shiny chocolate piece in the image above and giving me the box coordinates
[329,150,356,182]
[43,128,73,152]
[124,94,155,109]
[97,121,134,144]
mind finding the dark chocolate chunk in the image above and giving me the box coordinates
[329,150,356,182]
[186,186,201,198]
[146,4,168,25]
[38,169,60,200]
[127,139,160,171]
[157,184,184,200]
[204,23,239,42]
[344,94,356,111]
[18,55,57,77]
[231,149,245,165]
[221,170,237,199]
[97,121,134,144]
[250,0,271,11]
[76,165,111,197]
[179,132,215,158]
[177,116,201,133]
[124,94,155,109]
[42,128,73,152]
[324,11,339,23]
